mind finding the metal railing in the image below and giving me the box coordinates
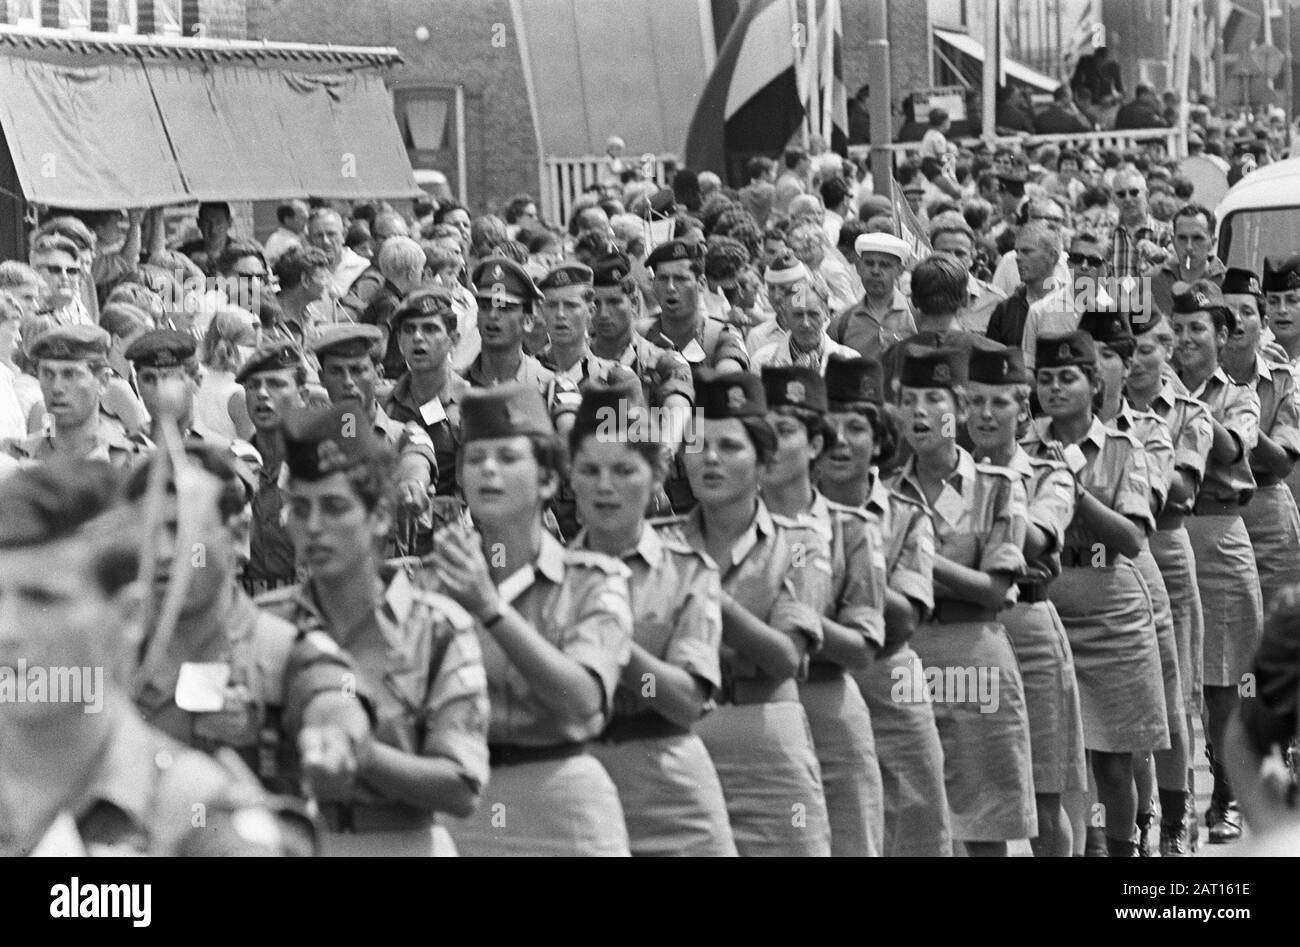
[540,154,673,228]
[848,127,1187,166]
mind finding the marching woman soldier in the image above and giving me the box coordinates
[964,344,1087,858]
[569,377,737,857]
[1261,255,1300,509]
[759,364,888,857]
[892,346,1036,856]
[816,354,953,857]
[1171,281,1264,846]
[1081,308,1190,856]
[1220,267,1300,616]
[1125,308,1215,854]
[677,370,834,856]
[1025,330,1169,857]
[260,403,491,856]
[435,382,635,856]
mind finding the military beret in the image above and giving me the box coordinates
[825,354,884,406]
[537,262,594,291]
[761,365,828,413]
[124,329,197,369]
[391,286,456,332]
[695,370,766,419]
[591,252,633,288]
[472,256,542,305]
[899,346,963,390]
[0,458,122,549]
[571,373,651,445]
[1036,331,1096,369]
[967,344,1029,385]
[1262,255,1300,293]
[28,325,110,363]
[1170,280,1227,315]
[281,402,382,482]
[1077,308,1135,348]
[649,188,677,216]
[1130,307,1165,336]
[1221,267,1262,297]
[645,239,700,269]
[311,323,383,361]
[460,382,554,443]
[235,341,303,384]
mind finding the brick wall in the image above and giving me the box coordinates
[246,0,538,214]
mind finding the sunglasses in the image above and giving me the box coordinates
[1068,252,1106,268]
[38,264,80,278]
[1116,189,1145,198]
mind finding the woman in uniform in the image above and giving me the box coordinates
[964,343,1087,858]
[892,346,1036,856]
[1262,256,1300,510]
[759,364,887,857]
[434,382,635,856]
[269,403,491,856]
[677,370,833,856]
[1025,330,1169,857]
[816,354,952,857]
[567,377,737,857]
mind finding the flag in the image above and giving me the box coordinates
[818,0,848,154]
[684,0,802,184]
[892,178,932,261]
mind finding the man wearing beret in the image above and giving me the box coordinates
[827,233,916,362]
[312,323,438,532]
[2,325,149,468]
[536,262,605,388]
[463,255,558,401]
[126,329,228,448]
[643,239,749,372]
[237,341,309,595]
[383,287,472,501]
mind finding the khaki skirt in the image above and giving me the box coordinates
[853,646,953,856]
[798,671,885,857]
[589,732,737,857]
[1001,599,1088,794]
[1149,526,1205,716]
[909,618,1037,843]
[695,701,832,857]
[1049,559,1170,754]
[1243,483,1300,615]
[1131,545,1188,740]
[1187,513,1264,689]
[446,753,630,857]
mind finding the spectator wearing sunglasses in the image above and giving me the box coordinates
[1108,171,1172,281]
[28,234,92,328]
[1066,231,1116,311]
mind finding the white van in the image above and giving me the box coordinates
[1215,157,1300,270]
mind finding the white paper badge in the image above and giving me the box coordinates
[385,568,415,625]
[1062,444,1087,474]
[933,486,965,527]
[681,339,707,363]
[30,811,87,857]
[175,662,232,713]
[419,396,447,426]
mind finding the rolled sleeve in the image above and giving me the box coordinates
[1269,372,1300,455]
[1029,464,1076,554]
[664,566,724,692]
[559,567,635,720]
[830,515,887,649]
[419,625,491,792]
[892,511,936,613]
[1224,385,1261,454]
[281,631,370,737]
[1174,402,1212,487]
[979,476,1029,577]
[1113,442,1157,533]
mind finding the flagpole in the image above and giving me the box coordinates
[806,0,820,146]
[982,0,1000,148]
[866,0,892,196]
[821,0,838,140]
[789,0,809,148]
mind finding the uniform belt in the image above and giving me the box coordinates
[488,742,588,767]
[317,802,431,834]
[805,661,847,683]
[726,676,800,705]
[602,712,690,744]
[1060,544,1120,567]
[1015,582,1050,604]
[928,599,998,623]
[1155,509,1189,531]
[1252,473,1283,488]
[1193,497,1243,517]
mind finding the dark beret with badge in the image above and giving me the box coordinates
[472,256,543,306]
[761,365,828,413]
[825,354,884,406]
[310,323,383,362]
[1036,330,1096,369]
[997,169,1028,198]
[28,324,110,364]
[899,346,964,390]
[281,402,383,482]
[125,329,197,369]
[1170,280,1228,314]
[967,344,1029,386]
[460,382,554,443]
[1262,255,1300,294]
[645,238,701,271]
[591,252,633,288]
[571,371,650,444]
[390,286,456,334]
[1221,267,1263,298]
[1077,307,1135,349]
[537,262,593,292]
[235,340,304,384]
[695,370,766,419]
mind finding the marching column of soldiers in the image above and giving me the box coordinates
[4,240,1300,858]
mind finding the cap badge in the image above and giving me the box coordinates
[1058,342,1073,361]
[786,380,806,404]
[727,386,747,410]
[932,363,951,384]
[1288,271,1300,290]
[316,439,348,474]
[1194,292,1210,308]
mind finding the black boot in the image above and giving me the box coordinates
[1106,835,1138,857]
[1085,825,1108,857]
[1135,812,1155,857]
[1204,744,1242,844]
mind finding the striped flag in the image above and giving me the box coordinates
[817,0,848,153]
[684,0,802,184]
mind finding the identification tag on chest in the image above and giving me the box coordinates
[933,486,965,527]
[1062,444,1087,474]
[386,568,416,625]
[175,662,232,713]
[681,339,707,363]
[419,396,447,426]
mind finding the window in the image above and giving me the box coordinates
[1220,208,1300,272]
[394,87,455,159]
[5,0,41,26]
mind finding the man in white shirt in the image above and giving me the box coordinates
[1014,223,1078,371]
[307,207,370,299]
[264,200,308,267]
